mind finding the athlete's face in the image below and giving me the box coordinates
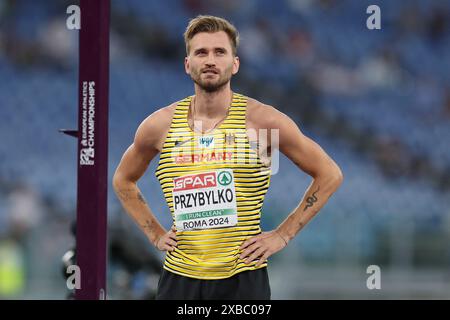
[185,31,239,92]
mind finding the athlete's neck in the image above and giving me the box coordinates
[192,84,233,120]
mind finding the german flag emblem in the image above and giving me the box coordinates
[224,132,236,145]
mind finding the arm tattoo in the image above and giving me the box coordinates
[116,188,134,201]
[304,186,320,212]
[137,192,147,205]
[142,219,154,231]
[116,188,147,206]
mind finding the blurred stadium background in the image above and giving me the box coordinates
[0,0,449,299]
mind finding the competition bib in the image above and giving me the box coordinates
[172,169,238,231]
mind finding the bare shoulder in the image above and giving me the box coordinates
[246,97,291,130]
[134,102,177,153]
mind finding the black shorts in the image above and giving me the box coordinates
[155,267,271,300]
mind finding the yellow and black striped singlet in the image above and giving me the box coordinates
[155,93,271,280]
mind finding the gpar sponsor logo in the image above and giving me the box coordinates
[173,172,216,191]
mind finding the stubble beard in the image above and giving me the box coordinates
[191,66,233,93]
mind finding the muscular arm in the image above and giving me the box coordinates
[240,103,343,265]
[271,107,343,242]
[112,107,175,249]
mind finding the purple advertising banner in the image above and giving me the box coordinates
[75,0,110,300]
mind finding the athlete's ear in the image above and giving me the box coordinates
[232,56,240,75]
[184,56,190,75]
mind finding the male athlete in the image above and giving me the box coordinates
[113,15,343,300]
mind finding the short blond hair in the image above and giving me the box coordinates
[184,15,239,56]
